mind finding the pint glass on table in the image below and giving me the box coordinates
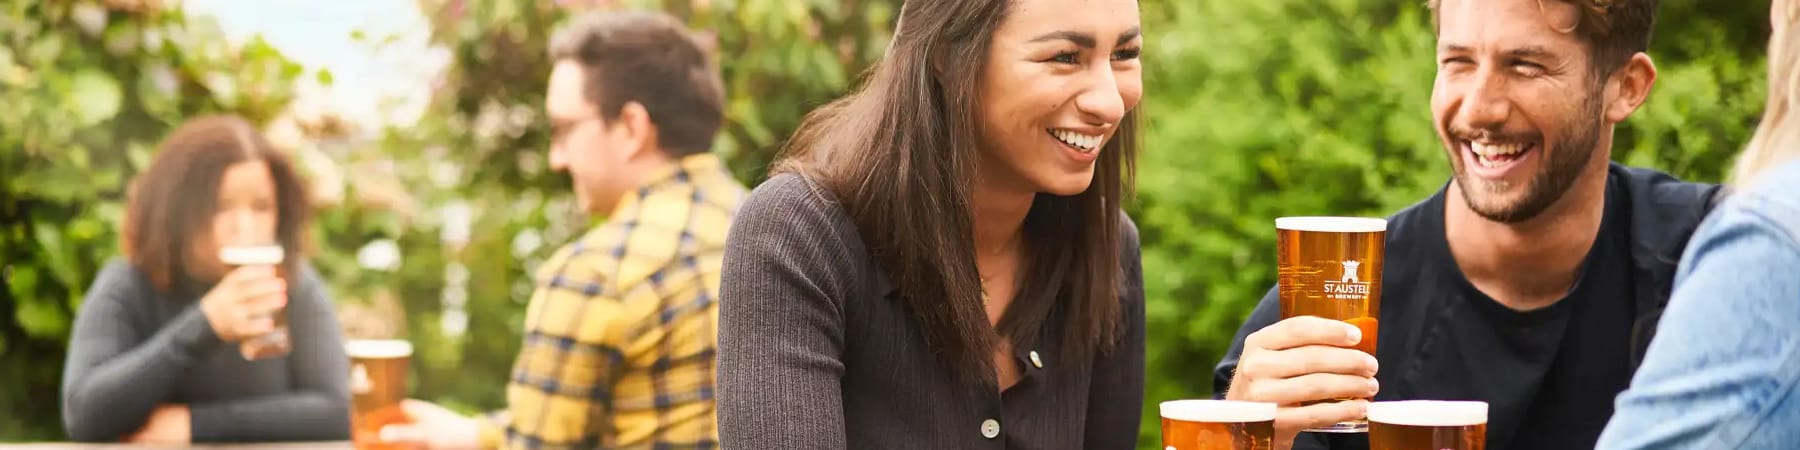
[348,339,414,450]
[1159,400,1276,450]
[1368,401,1487,450]
[1275,216,1386,433]
[219,245,289,360]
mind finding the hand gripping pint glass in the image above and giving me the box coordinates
[1275,217,1386,433]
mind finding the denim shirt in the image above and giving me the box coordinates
[1596,159,1800,450]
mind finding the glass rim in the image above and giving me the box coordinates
[218,245,285,265]
[345,339,413,358]
[1159,399,1278,423]
[1275,216,1388,233]
[1367,400,1488,427]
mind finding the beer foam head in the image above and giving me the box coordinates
[1159,400,1277,423]
[218,245,285,266]
[1367,401,1488,427]
[1275,217,1388,233]
[345,339,413,358]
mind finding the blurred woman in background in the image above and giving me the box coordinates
[716,0,1147,448]
[60,115,350,443]
[1595,0,1800,448]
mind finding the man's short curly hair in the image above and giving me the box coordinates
[1428,0,1657,78]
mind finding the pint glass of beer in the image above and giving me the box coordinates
[1160,400,1276,450]
[1275,216,1386,432]
[347,339,414,450]
[1367,401,1487,450]
[218,244,289,360]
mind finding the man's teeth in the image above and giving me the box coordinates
[1470,142,1526,158]
[1470,141,1531,169]
[1051,129,1102,152]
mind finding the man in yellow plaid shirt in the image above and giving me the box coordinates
[383,10,744,450]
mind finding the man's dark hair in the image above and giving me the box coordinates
[1430,0,1657,78]
[548,11,726,157]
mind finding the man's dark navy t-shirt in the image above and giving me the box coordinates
[1399,174,1636,450]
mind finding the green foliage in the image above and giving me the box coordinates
[1135,6,1443,430]
[1133,0,1766,445]
[0,0,306,440]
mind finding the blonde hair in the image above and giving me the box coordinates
[1732,0,1800,186]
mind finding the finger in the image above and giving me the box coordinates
[399,399,445,423]
[237,317,276,337]
[220,265,278,285]
[379,424,426,444]
[400,399,436,414]
[212,277,283,307]
[1246,345,1378,379]
[242,293,289,315]
[1245,316,1362,351]
[1250,373,1378,405]
[1275,399,1369,435]
[236,278,289,300]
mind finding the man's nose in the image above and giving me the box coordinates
[1457,68,1513,133]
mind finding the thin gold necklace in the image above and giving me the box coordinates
[980,273,995,303]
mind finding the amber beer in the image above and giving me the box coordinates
[1160,400,1276,450]
[1276,216,1386,433]
[219,245,289,360]
[1368,401,1487,450]
[348,339,414,450]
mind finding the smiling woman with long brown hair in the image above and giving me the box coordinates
[60,115,349,444]
[716,0,1146,447]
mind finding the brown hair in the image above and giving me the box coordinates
[548,11,726,157]
[1429,0,1657,78]
[122,115,312,292]
[776,0,1138,380]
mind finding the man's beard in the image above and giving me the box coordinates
[1449,91,1605,224]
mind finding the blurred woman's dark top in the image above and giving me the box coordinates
[60,259,350,442]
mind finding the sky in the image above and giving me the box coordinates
[182,0,450,130]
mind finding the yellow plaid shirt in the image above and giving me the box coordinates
[489,153,745,450]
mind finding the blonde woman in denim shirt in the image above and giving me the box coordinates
[1596,2,1800,448]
